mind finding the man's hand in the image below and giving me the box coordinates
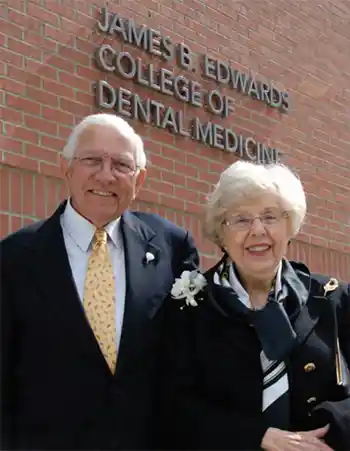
[261,424,333,451]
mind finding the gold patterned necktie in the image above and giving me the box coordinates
[83,228,117,373]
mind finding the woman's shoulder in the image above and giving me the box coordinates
[311,272,350,313]
[310,272,349,292]
[289,260,349,307]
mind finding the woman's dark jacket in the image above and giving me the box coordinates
[160,260,350,450]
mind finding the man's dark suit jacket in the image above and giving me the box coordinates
[161,259,350,450]
[0,201,199,450]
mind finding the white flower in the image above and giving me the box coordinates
[171,270,207,307]
[145,252,155,264]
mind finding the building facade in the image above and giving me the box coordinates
[1,0,349,279]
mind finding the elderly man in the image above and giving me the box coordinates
[0,114,199,450]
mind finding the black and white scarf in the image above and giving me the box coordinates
[213,260,292,427]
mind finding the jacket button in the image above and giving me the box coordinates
[304,362,316,372]
[307,396,317,404]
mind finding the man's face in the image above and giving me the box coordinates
[61,125,146,227]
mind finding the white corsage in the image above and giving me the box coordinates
[171,270,207,307]
[145,252,155,264]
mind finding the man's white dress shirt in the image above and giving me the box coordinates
[60,201,126,350]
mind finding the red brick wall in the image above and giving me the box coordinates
[1,0,349,280]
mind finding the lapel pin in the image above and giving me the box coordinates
[145,252,155,264]
[323,277,339,297]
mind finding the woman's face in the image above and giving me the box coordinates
[221,194,293,282]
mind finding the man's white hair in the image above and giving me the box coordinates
[203,160,307,246]
[62,113,147,169]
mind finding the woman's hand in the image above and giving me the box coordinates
[261,425,333,451]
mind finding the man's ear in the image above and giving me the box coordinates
[134,169,147,196]
[60,155,71,180]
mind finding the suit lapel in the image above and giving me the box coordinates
[25,201,109,374]
[283,261,329,346]
[116,211,168,374]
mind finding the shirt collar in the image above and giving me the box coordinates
[61,199,122,252]
[228,261,285,307]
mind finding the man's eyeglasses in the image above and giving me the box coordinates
[223,211,289,230]
[73,156,138,175]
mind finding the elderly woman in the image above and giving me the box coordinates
[161,161,350,451]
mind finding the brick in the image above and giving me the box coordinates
[6,94,41,116]
[8,0,26,13]
[0,137,23,154]
[45,177,59,216]
[44,2,75,19]
[9,170,22,214]
[7,65,42,88]
[59,125,74,140]
[26,86,59,107]
[144,154,174,171]
[23,217,36,226]
[159,194,185,210]
[25,144,59,164]
[60,17,85,34]
[41,107,75,126]
[44,54,75,73]
[186,153,210,170]
[33,174,46,219]
[44,24,75,46]
[75,91,93,105]
[1,106,23,124]
[27,3,60,27]
[138,189,158,204]
[8,9,41,33]
[9,215,22,233]
[23,30,58,53]
[41,135,66,151]
[0,61,5,76]
[59,72,91,92]
[2,78,26,96]
[0,213,10,238]
[174,186,198,202]
[8,38,42,60]
[147,179,174,196]
[162,171,186,186]
[42,79,75,100]
[24,115,58,136]
[24,59,57,81]
[0,20,23,39]
[38,162,62,179]
[175,162,198,178]
[59,46,91,67]
[3,153,38,172]
[57,181,68,202]
[0,166,10,211]
[75,37,96,55]
[22,172,34,216]
[186,178,211,193]
[59,98,91,117]
[5,125,39,145]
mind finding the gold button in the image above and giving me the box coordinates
[307,397,317,404]
[304,362,316,372]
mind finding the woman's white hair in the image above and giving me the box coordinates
[62,113,147,169]
[203,160,307,246]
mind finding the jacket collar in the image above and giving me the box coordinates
[205,257,328,346]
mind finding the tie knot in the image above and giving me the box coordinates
[94,228,107,246]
